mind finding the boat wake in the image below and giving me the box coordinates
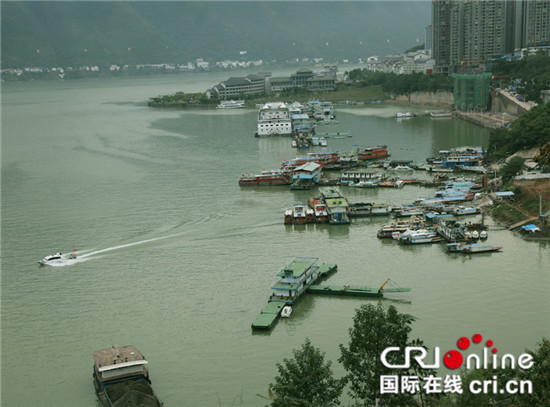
[78,232,189,260]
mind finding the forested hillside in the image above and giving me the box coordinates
[1,1,430,68]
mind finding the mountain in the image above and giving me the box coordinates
[1,1,431,68]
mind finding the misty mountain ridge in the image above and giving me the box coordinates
[1,1,430,69]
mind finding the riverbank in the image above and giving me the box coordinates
[454,110,512,129]
[148,85,390,108]
[490,179,550,240]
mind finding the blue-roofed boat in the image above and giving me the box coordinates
[293,204,306,224]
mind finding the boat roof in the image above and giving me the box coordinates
[294,162,321,172]
[93,345,147,371]
[276,257,318,278]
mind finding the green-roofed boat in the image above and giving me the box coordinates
[251,258,337,330]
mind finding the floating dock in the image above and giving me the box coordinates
[252,260,409,331]
[252,261,337,331]
[251,301,285,330]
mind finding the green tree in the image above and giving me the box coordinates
[268,338,345,407]
[448,367,516,407]
[514,338,550,407]
[338,303,417,406]
[499,156,525,181]
[488,101,550,161]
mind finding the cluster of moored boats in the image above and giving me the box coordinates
[281,173,503,253]
[239,145,391,187]
[376,215,499,252]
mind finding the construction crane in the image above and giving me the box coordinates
[461,57,484,72]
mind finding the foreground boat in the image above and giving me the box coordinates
[93,345,162,407]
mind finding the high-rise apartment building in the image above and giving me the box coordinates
[523,0,550,47]
[425,25,433,52]
[433,0,550,74]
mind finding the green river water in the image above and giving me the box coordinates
[1,71,549,406]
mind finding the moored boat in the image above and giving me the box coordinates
[314,203,328,223]
[319,187,350,224]
[357,145,389,161]
[396,112,416,118]
[256,102,292,136]
[293,204,306,224]
[447,243,502,253]
[239,170,292,186]
[398,229,443,244]
[284,209,293,224]
[377,217,424,238]
[270,257,322,304]
[305,208,315,223]
[352,179,380,188]
[281,306,292,318]
[394,180,405,188]
[394,206,424,218]
[453,206,481,216]
[216,99,245,109]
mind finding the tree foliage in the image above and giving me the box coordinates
[514,338,550,407]
[442,338,550,407]
[488,101,550,161]
[499,157,526,181]
[338,303,420,406]
[348,69,453,95]
[492,55,550,103]
[268,338,345,407]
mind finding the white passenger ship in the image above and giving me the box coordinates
[256,102,292,136]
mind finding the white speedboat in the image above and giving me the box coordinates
[281,306,292,318]
[38,252,76,265]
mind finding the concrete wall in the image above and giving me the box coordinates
[394,90,454,107]
[492,91,529,117]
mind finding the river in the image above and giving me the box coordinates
[1,70,549,407]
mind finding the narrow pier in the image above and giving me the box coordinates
[251,301,285,330]
[307,285,411,297]
[509,217,538,230]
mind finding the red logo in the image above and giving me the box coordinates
[443,333,497,369]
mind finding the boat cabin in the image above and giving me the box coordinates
[93,345,149,385]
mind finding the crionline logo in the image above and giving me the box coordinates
[380,333,534,370]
